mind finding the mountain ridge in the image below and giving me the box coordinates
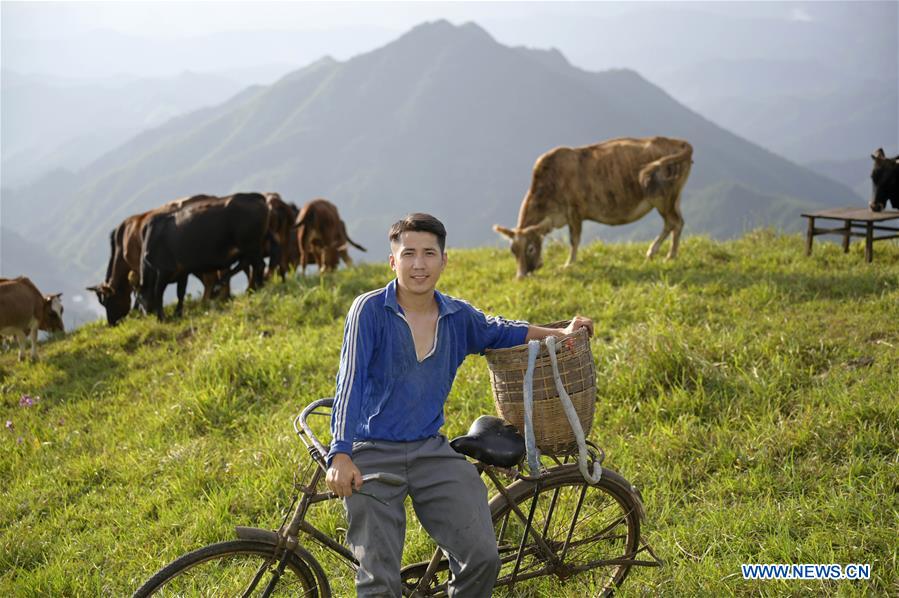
[4,20,858,279]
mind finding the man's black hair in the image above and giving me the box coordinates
[388,213,447,253]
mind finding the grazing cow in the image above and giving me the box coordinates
[869,148,899,212]
[285,202,301,271]
[0,277,64,361]
[263,192,294,280]
[494,137,693,278]
[88,194,224,325]
[138,193,268,320]
[295,199,367,274]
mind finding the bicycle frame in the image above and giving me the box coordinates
[234,398,659,597]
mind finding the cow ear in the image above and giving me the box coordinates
[873,148,886,160]
[493,225,517,239]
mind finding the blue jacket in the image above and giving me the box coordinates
[327,279,529,464]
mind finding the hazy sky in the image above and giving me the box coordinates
[5,2,698,38]
[4,1,868,81]
[7,2,620,38]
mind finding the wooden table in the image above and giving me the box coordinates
[801,207,899,263]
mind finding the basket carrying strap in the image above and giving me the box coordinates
[545,335,602,483]
[522,340,542,474]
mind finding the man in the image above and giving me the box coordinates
[326,213,593,596]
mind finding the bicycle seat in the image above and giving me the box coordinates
[450,416,525,468]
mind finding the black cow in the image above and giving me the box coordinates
[88,194,221,325]
[137,193,268,320]
[870,148,899,212]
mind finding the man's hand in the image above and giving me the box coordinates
[326,453,363,498]
[564,315,594,338]
[526,315,595,342]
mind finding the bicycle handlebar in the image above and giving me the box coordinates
[295,399,406,488]
[295,397,334,461]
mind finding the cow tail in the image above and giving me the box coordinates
[347,237,367,252]
[638,142,693,192]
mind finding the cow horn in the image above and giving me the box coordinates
[872,148,886,160]
[86,285,100,292]
[493,224,517,239]
[520,217,553,236]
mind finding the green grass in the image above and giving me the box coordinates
[2,231,897,596]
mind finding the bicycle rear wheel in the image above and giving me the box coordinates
[133,539,330,597]
[490,466,641,596]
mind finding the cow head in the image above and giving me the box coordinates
[322,242,344,272]
[869,148,899,212]
[42,293,65,333]
[87,282,132,326]
[493,218,553,278]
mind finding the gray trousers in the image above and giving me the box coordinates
[345,435,500,597]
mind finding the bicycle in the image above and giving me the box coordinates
[134,398,662,596]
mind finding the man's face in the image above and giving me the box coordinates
[389,231,447,296]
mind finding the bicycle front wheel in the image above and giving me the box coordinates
[490,466,641,596]
[133,539,330,597]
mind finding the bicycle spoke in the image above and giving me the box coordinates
[241,559,274,597]
[490,471,641,596]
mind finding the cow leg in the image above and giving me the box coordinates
[14,330,26,362]
[29,322,39,361]
[153,276,167,321]
[647,201,684,259]
[254,256,265,288]
[174,276,188,317]
[564,220,582,267]
[340,249,353,267]
[279,249,289,280]
[200,273,214,303]
[646,222,671,259]
[664,201,685,259]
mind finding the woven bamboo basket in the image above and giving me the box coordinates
[484,322,596,455]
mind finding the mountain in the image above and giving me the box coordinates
[482,4,898,165]
[5,20,857,284]
[805,157,874,202]
[664,62,897,164]
[0,227,99,329]
[1,69,251,186]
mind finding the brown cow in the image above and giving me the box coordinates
[263,192,295,280]
[494,137,693,278]
[0,277,64,361]
[295,199,366,274]
[285,201,301,272]
[88,194,224,325]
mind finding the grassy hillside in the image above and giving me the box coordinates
[2,232,897,596]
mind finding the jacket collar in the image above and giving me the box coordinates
[384,278,461,317]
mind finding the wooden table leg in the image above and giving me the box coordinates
[806,217,814,256]
[842,220,851,253]
[865,221,874,263]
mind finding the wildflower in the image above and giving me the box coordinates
[5,420,12,431]
[19,395,39,408]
